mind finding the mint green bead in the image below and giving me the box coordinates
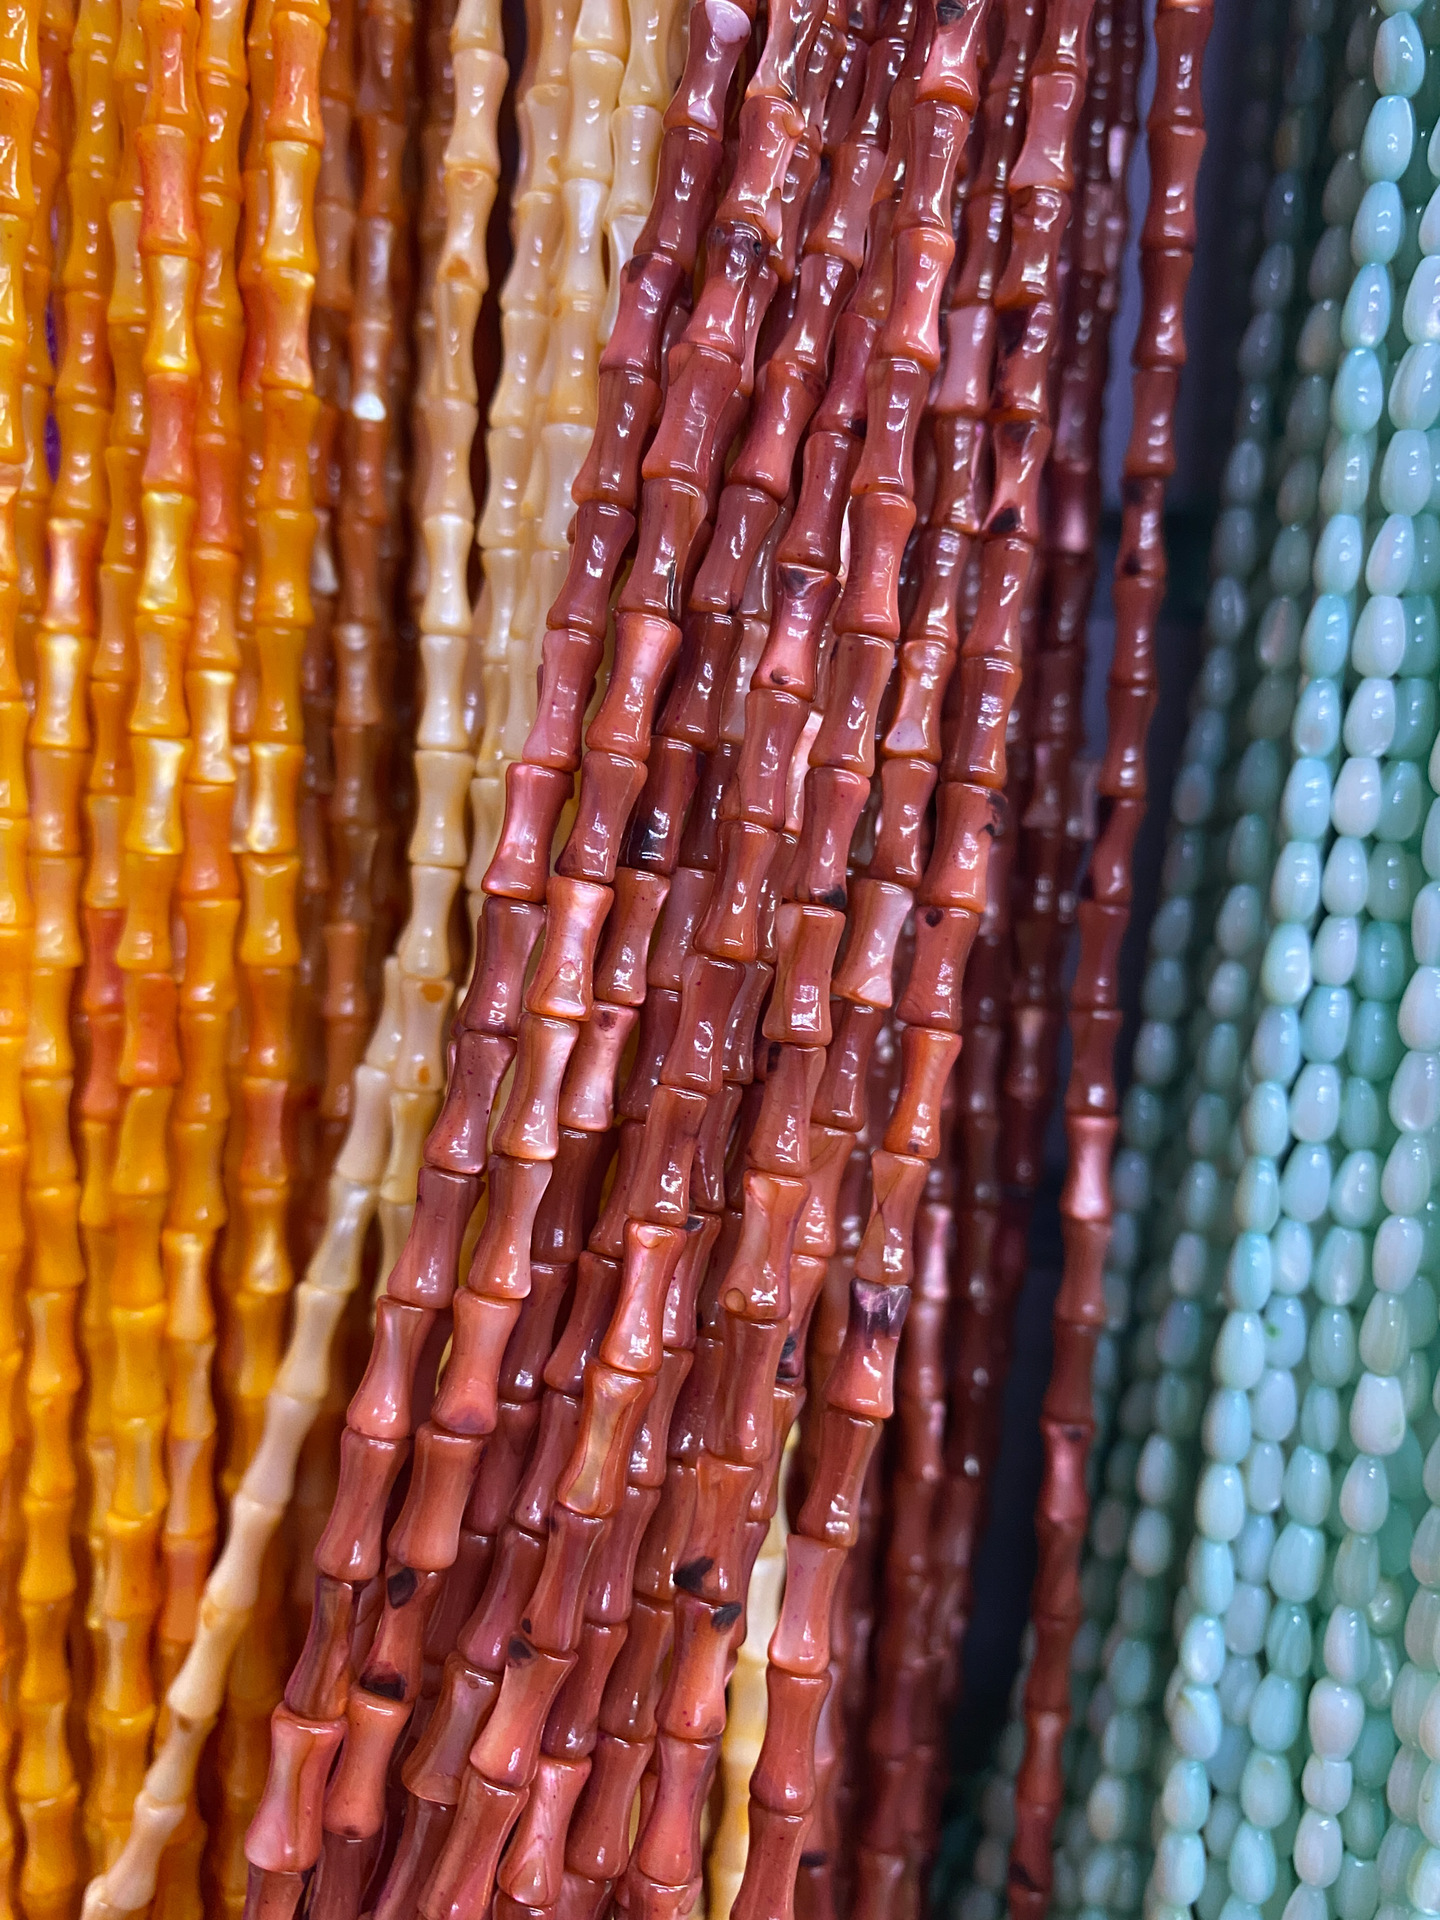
[1358,922,1410,999]
[1403,593,1439,671]
[1315,509,1366,588]
[1190,1537,1236,1615]
[1209,573,1250,642]
[1244,1440,1284,1512]
[1367,847,1417,920]
[1291,371,1336,448]
[1241,311,1286,382]
[1342,1454,1392,1534]
[1281,1144,1333,1222]
[1251,1366,1299,1443]
[1263,926,1315,1005]
[1381,1129,1430,1210]
[1345,677,1398,754]
[1311,1306,1360,1385]
[1340,1073,1383,1147]
[1251,1673,1304,1752]
[1409,255,1440,345]
[1345,263,1394,346]
[1207,959,1251,1021]
[1296,677,1342,753]
[1368,512,1418,591]
[1303,592,1353,672]
[1325,838,1372,915]
[1162,1758,1211,1833]
[1227,1231,1274,1308]
[1241,1751,1295,1831]
[1383,427,1433,511]
[1354,592,1406,672]
[1189,1089,1233,1158]
[1282,1890,1328,1920]
[1333,1530,1381,1606]
[1218,884,1265,956]
[1390,1046,1440,1128]
[1291,1062,1342,1139]
[1325,156,1367,233]
[1248,670,1295,741]
[1264,1293,1306,1368]
[1230,1824,1277,1903]
[1361,1291,1415,1374]
[1283,759,1336,842]
[1258,594,1302,668]
[1300,299,1344,377]
[1322,431,1372,511]
[1315,915,1360,985]
[1230,814,1274,882]
[1353,180,1406,262]
[1376,8,1426,88]
[1315,1228,1366,1307]
[1389,340,1440,426]
[1294,1809,1345,1887]
[1338,349,1388,431]
[1387,675,1436,754]
[1334,758,1384,835]
[1355,1713,1397,1790]
[1327,1605,1375,1686]
[1197,1462,1248,1539]
[1331,1148,1382,1226]
[1378,760,1424,838]
[1272,1522,1327,1600]
[1364,88,1415,176]
[1302,986,1354,1061]
[1204,1387,1253,1462]
[1351,1371,1408,1453]
[1255,1006,1304,1082]
[1235,1156,1282,1232]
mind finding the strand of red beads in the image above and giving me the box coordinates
[1006,2,1213,1908]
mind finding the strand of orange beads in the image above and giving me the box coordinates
[13,0,71,716]
[288,0,355,1259]
[0,0,41,1909]
[78,4,510,1912]
[15,0,120,1900]
[466,0,582,893]
[78,0,146,1860]
[1006,1,1212,1907]
[95,0,202,1862]
[728,4,1097,1914]
[237,0,823,1904]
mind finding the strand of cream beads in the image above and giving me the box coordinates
[1038,12,1380,1912]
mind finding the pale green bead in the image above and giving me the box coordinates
[1218,884,1265,957]
[1250,1673,1304,1752]
[1235,1156,1282,1232]
[1410,252,1440,345]
[1336,348,1389,432]
[1358,922,1410,999]
[1132,1019,1180,1086]
[1285,1445,1334,1525]
[1272,1216,1314,1296]
[1314,915,1360,985]
[1378,759,1425,838]
[1241,1750,1294,1831]
[1389,675,1437,755]
[1204,1386,1253,1463]
[1285,757,1337,840]
[1126,1510,1172,1582]
[1258,595,1303,669]
[1350,1003,1403,1078]
[1418,514,1440,594]
[1378,1820,1424,1901]
[1224,437,1267,504]
[1281,1144,1333,1222]
[1414,1508,1440,1587]
[1345,263,1395,346]
[1291,370,1337,450]
[1334,757,1385,835]
[1389,340,1440,427]
[1200,1021,1243,1090]
[1331,1148,1382,1226]
[1325,837,1373,915]
[1247,670,1295,741]
[1367,846,1417,920]
[1361,1290,1416,1375]
[1345,677,1399,755]
[1235,1510,1276,1584]
[1209,574,1251,644]
[1304,591,1353,672]
[1244,1439,1284,1513]
[1406,1842,1440,1914]
[1230,1824,1277,1903]
[1229,814,1274,883]
[1272,1522,1327,1601]
[1371,513,1419,593]
[1156,1299,1205,1370]
[1328,1605,1376,1686]
[1264,1293,1306,1369]
[1263,925,1315,1005]
[1241,311,1286,383]
[1293,1809,1345,1887]
[1354,180,1407,263]
[1121,1083,1163,1150]
[1390,1663,1427,1745]
[1333,1529,1381,1606]
[1301,299,1345,378]
[1323,159,1366,236]
[1251,1365,1299,1443]
[1236,738,1286,813]
[1142,957,1187,1022]
[1171,1684,1223,1762]
[1343,1453,1392,1535]
[1277,455,1320,529]
[1181,1612,1227,1686]
[1322,431,1373,513]
[1190,1536,1236,1615]
[1302,985,1354,1061]
[1196,1461,1248,1539]
[1381,1128,1431,1210]
[1162,1758,1211,1834]
[1315,510,1367,589]
[1351,1370,1408,1453]
[1189,1088,1234,1158]
[1390,1047,1440,1129]
[1339,1073,1384,1147]
[1212,506,1260,578]
[1317,1224,1368,1305]
[1296,677,1343,755]
[1291,1062,1342,1140]
[1254,1005,1304,1082]
[1356,1712,1398,1790]
[1282,1889,1329,1920]
[1207,959,1251,1021]
[1383,427,1434,513]
[1403,1274,1438,1346]
[1427,798,1440,877]
[1311,1305,1359,1385]
[1353,592,1407,673]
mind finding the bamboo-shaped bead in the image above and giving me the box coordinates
[596,0,685,344]
[78,1,509,1910]
[708,1432,797,1920]
[13,0,71,715]
[405,0,459,629]
[289,0,355,1257]
[466,0,582,892]
[79,0,146,1859]
[16,0,117,1905]
[1007,4,1212,1908]
[94,0,202,1856]
[729,7,1092,1914]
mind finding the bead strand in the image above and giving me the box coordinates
[1008,0,1217,1897]
[1058,22,1379,1916]
[77,1,509,1902]
[14,0,117,1902]
[466,0,582,890]
[80,0,148,1856]
[256,9,854,1910]
[238,10,811,1909]
[292,0,355,1241]
[597,0,688,347]
[0,0,39,1826]
[13,0,71,716]
[1137,22,1440,1920]
[1042,32,1370,1916]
